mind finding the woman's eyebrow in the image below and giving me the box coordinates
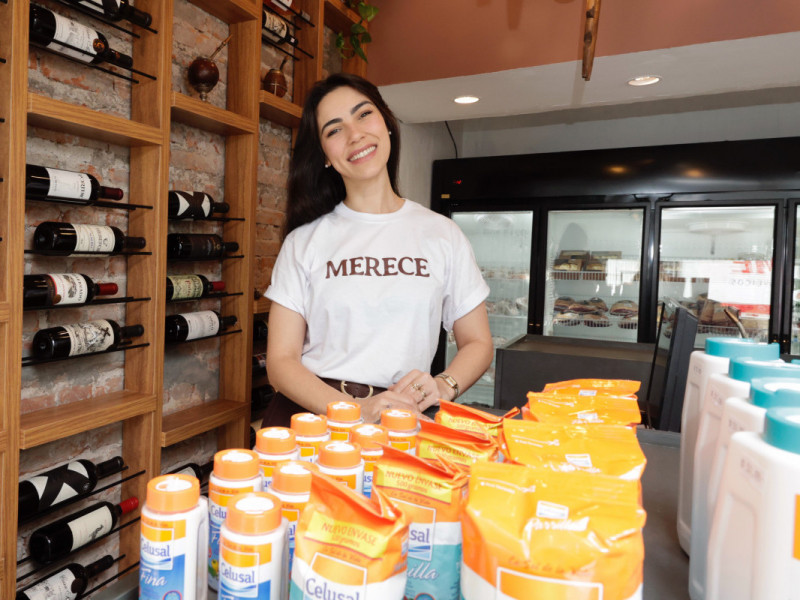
[320,101,374,133]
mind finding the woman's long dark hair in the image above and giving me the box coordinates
[285,73,401,236]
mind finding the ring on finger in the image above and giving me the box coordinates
[411,382,423,392]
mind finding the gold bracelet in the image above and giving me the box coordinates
[435,373,459,400]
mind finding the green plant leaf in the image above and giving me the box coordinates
[351,23,367,34]
[360,31,372,44]
[355,45,368,62]
[363,5,378,21]
[335,32,346,49]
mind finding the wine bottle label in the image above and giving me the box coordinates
[182,311,220,340]
[199,193,211,217]
[44,167,92,201]
[21,569,79,600]
[167,275,203,300]
[63,319,115,356]
[48,13,99,63]
[67,505,114,552]
[172,191,192,216]
[72,224,116,253]
[28,461,91,509]
[48,274,89,305]
[263,11,287,42]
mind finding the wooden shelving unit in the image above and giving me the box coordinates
[0,0,369,595]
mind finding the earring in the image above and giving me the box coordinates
[388,131,392,136]
[324,162,330,168]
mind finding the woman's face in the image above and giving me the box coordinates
[316,85,391,186]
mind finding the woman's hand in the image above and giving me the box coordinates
[390,369,443,412]
[360,390,424,424]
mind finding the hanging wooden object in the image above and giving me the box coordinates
[582,0,601,81]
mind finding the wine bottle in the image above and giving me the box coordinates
[164,310,237,343]
[28,498,138,564]
[252,352,267,375]
[166,275,225,301]
[16,554,115,600]
[262,9,298,47]
[166,233,239,260]
[26,164,124,204]
[18,456,124,522]
[66,0,152,28]
[168,191,230,220]
[31,319,144,359]
[253,318,268,341]
[33,222,146,256]
[23,273,118,309]
[29,4,133,69]
[167,460,213,481]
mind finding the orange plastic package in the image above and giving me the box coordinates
[416,420,499,466]
[542,378,641,398]
[461,462,646,600]
[290,471,408,599]
[373,445,469,600]
[524,391,642,426]
[501,419,646,481]
[434,400,519,438]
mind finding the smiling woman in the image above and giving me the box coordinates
[261,73,494,427]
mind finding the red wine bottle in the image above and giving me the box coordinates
[262,9,298,47]
[167,460,213,481]
[23,273,118,308]
[167,233,238,260]
[252,352,267,375]
[18,456,124,522]
[253,318,268,341]
[67,0,152,28]
[28,498,138,564]
[32,319,144,359]
[26,164,124,204]
[165,310,237,343]
[166,274,225,301]
[33,222,146,255]
[29,4,133,69]
[17,554,116,600]
[168,191,230,219]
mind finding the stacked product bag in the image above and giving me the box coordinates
[435,399,519,438]
[415,420,500,466]
[524,385,642,426]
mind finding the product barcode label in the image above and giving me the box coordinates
[72,224,116,253]
[44,167,92,200]
[182,311,220,340]
[49,273,89,305]
[67,506,114,551]
[49,13,98,63]
[168,275,203,300]
[64,320,115,356]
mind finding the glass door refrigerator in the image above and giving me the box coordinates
[445,210,534,406]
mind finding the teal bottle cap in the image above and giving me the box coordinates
[728,357,800,382]
[749,378,800,408]
[764,406,800,454]
[705,337,779,360]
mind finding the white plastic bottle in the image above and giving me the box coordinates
[208,449,263,591]
[690,356,800,600]
[316,440,364,494]
[289,413,330,462]
[381,408,419,455]
[707,406,800,600]
[255,427,300,488]
[267,460,317,574]
[677,338,779,554]
[219,491,289,600]
[140,474,208,600]
[351,423,389,498]
[326,400,363,441]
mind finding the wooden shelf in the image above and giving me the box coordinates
[161,399,249,447]
[324,0,361,32]
[254,296,271,314]
[187,0,259,23]
[171,91,258,135]
[20,391,157,449]
[258,91,302,128]
[27,93,163,147]
[0,302,9,323]
[0,430,7,453]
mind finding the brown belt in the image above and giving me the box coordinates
[321,377,386,399]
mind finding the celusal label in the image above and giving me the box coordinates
[140,515,187,600]
[49,273,89,305]
[297,439,324,462]
[64,319,115,356]
[181,310,220,340]
[72,224,116,253]
[219,538,274,600]
[67,505,113,551]
[362,459,376,498]
[44,167,92,201]
[49,13,98,63]
[168,275,204,300]
[388,435,414,452]
[209,482,261,587]
[21,568,79,600]
[281,499,305,567]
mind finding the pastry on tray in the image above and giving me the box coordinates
[568,300,599,314]
[584,313,611,327]
[553,258,583,271]
[609,300,639,316]
[553,311,581,326]
[554,296,574,312]
[588,297,608,312]
[619,315,638,329]
[585,259,607,271]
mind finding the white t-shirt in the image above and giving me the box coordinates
[265,199,489,388]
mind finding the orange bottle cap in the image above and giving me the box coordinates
[291,412,328,436]
[318,441,362,468]
[225,491,282,534]
[146,474,199,513]
[351,424,389,450]
[327,401,361,423]
[256,427,297,454]
[271,460,318,494]
[213,449,260,480]
[381,408,418,432]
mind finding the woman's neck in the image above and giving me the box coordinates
[342,176,403,214]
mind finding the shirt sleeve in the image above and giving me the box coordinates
[264,231,308,318]
[441,224,490,331]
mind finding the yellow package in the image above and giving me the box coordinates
[416,420,499,466]
[542,378,641,398]
[373,445,469,600]
[290,471,408,599]
[525,391,642,426]
[501,419,646,481]
[462,462,646,600]
[435,400,519,438]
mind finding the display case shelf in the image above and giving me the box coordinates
[161,399,249,447]
[258,90,302,128]
[170,91,257,135]
[323,0,361,31]
[187,0,259,23]
[20,391,157,449]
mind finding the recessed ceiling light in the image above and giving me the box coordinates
[454,96,479,104]
[627,75,661,87]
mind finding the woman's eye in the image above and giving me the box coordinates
[360,109,373,119]
[325,127,340,137]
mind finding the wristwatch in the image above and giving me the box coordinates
[435,373,459,400]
